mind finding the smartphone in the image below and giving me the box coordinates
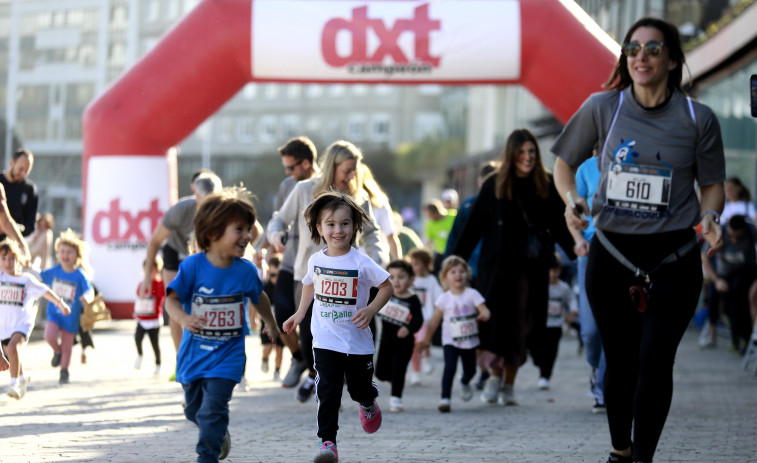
[752,74,757,118]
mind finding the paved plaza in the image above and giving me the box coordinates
[1,319,756,462]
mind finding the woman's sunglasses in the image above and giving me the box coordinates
[622,41,664,58]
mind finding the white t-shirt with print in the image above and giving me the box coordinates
[304,248,390,355]
[0,272,49,339]
[435,287,485,349]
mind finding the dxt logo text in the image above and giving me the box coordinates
[91,198,163,244]
[321,3,441,67]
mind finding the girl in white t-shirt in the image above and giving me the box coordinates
[284,189,392,463]
[0,238,70,400]
[420,255,490,412]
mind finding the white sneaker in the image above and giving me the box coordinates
[238,376,250,392]
[389,396,403,412]
[421,357,434,374]
[261,358,269,373]
[20,376,30,398]
[7,383,22,399]
[538,377,550,390]
[480,376,499,403]
[134,355,143,370]
[498,383,517,406]
[438,398,451,412]
[153,365,161,376]
[273,370,281,382]
[461,382,473,401]
[408,370,422,386]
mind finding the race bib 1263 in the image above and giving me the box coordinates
[191,293,244,338]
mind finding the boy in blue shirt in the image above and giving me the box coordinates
[165,187,280,463]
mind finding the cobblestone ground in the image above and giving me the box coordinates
[1,320,756,463]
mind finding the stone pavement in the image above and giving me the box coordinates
[1,320,756,463]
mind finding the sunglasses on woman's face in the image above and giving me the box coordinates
[622,41,664,58]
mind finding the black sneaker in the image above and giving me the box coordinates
[51,352,62,367]
[296,376,316,403]
[59,369,70,384]
[219,429,231,460]
[607,451,632,463]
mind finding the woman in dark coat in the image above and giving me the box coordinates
[454,128,574,405]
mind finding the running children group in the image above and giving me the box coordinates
[1,17,728,462]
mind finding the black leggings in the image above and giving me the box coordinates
[375,338,414,398]
[586,229,701,463]
[135,324,161,365]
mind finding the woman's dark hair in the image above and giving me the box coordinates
[495,128,550,200]
[604,17,685,93]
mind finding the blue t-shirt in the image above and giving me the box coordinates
[41,266,93,334]
[575,157,601,243]
[167,253,262,384]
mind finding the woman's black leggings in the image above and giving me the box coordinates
[586,229,701,463]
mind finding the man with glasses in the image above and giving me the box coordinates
[267,136,319,393]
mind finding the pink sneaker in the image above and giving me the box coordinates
[359,400,382,433]
[314,441,338,463]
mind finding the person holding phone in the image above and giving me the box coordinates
[552,17,725,463]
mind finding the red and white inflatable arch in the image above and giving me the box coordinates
[83,0,618,317]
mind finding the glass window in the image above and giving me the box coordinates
[328,84,345,96]
[237,117,254,143]
[263,84,279,99]
[307,84,324,98]
[414,113,446,141]
[242,83,257,99]
[166,0,181,20]
[258,116,278,143]
[347,114,366,141]
[281,115,301,139]
[217,117,234,143]
[351,84,369,96]
[146,0,159,23]
[371,114,391,142]
[286,84,302,99]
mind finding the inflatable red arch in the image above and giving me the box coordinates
[82,0,618,317]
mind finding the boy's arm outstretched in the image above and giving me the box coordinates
[43,289,71,316]
[165,291,205,333]
[251,291,279,340]
[283,284,314,334]
[352,279,393,329]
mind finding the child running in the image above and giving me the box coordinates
[283,189,393,463]
[1,238,70,399]
[375,259,423,412]
[407,248,443,384]
[134,255,166,375]
[261,255,284,381]
[420,255,490,412]
[536,253,577,390]
[41,229,94,385]
[165,186,280,463]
